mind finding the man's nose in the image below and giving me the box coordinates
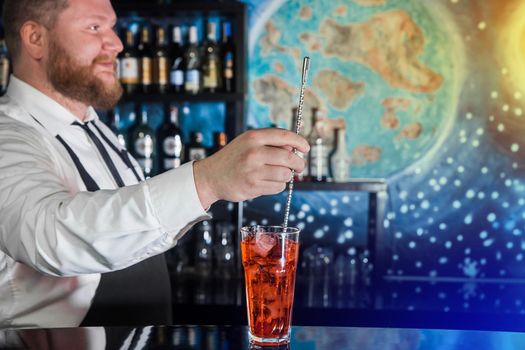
[104,29,124,54]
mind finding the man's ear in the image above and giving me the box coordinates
[19,21,48,60]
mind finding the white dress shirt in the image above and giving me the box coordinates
[0,76,209,328]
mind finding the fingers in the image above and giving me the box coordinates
[257,180,288,196]
[260,146,307,173]
[228,169,288,199]
[243,128,310,154]
[197,128,309,204]
[258,165,293,183]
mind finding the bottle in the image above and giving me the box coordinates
[119,29,139,95]
[138,25,154,94]
[115,54,121,83]
[114,28,122,83]
[291,107,309,181]
[210,131,227,154]
[184,26,201,94]
[194,220,214,275]
[308,108,329,182]
[202,326,220,350]
[153,26,169,94]
[221,21,235,93]
[186,132,207,161]
[329,127,351,182]
[213,222,235,304]
[214,222,235,276]
[130,106,156,178]
[108,108,127,148]
[201,22,221,93]
[187,326,202,349]
[157,105,184,172]
[0,36,9,95]
[171,328,189,349]
[169,25,185,93]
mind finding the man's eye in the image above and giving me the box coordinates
[89,25,100,31]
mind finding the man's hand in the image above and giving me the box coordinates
[193,128,310,209]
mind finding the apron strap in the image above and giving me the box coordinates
[53,124,172,327]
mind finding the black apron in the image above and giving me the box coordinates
[54,120,172,326]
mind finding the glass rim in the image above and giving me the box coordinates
[240,225,300,234]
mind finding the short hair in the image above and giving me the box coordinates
[2,0,69,60]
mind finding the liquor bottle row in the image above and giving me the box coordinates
[169,218,242,307]
[169,236,374,309]
[0,19,237,97]
[169,220,237,278]
[118,20,235,95]
[294,108,353,183]
[109,104,227,178]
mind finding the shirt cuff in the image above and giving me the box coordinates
[145,161,210,232]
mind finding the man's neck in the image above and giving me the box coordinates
[13,72,89,121]
[48,89,89,122]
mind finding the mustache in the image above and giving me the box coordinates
[93,55,118,70]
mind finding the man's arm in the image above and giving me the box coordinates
[0,124,208,276]
[0,125,307,277]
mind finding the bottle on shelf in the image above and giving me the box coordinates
[171,328,190,349]
[186,131,207,161]
[195,221,214,275]
[119,28,139,95]
[130,106,156,178]
[291,107,309,182]
[202,326,220,350]
[201,22,221,93]
[138,25,154,94]
[221,21,235,93]
[157,104,184,172]
[0,35,9,95]
[108,108,127,148]
[187,326,202,349]
[169,25,185,93]
[184,25,201,94]
[329,127,352,182]
[114,29,121,83]
[213,220,237,303]
[210,131,227,154]
[214,221,235,277]
[308,108,329,182]
[153,26,170,94]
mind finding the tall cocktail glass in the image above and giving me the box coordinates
[241,225,300,345]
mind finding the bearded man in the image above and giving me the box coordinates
[0,0,308,327]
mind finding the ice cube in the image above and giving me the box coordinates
[268,304,280,318]
[253,232,277,257]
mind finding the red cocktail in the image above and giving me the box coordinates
[241,225,300,345]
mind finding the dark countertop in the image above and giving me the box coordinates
[3,277,525,349]
[170,274,525,333]
[1,324,524,350]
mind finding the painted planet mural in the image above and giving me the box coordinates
[247,0,464,178]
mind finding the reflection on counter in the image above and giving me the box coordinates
[3,325,525,350]
[168,267,525,331]
[0,326,248,350]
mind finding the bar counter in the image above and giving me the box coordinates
[2,323,525,349]
[3,278,525,349]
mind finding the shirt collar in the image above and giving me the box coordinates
[6,75,99,135]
